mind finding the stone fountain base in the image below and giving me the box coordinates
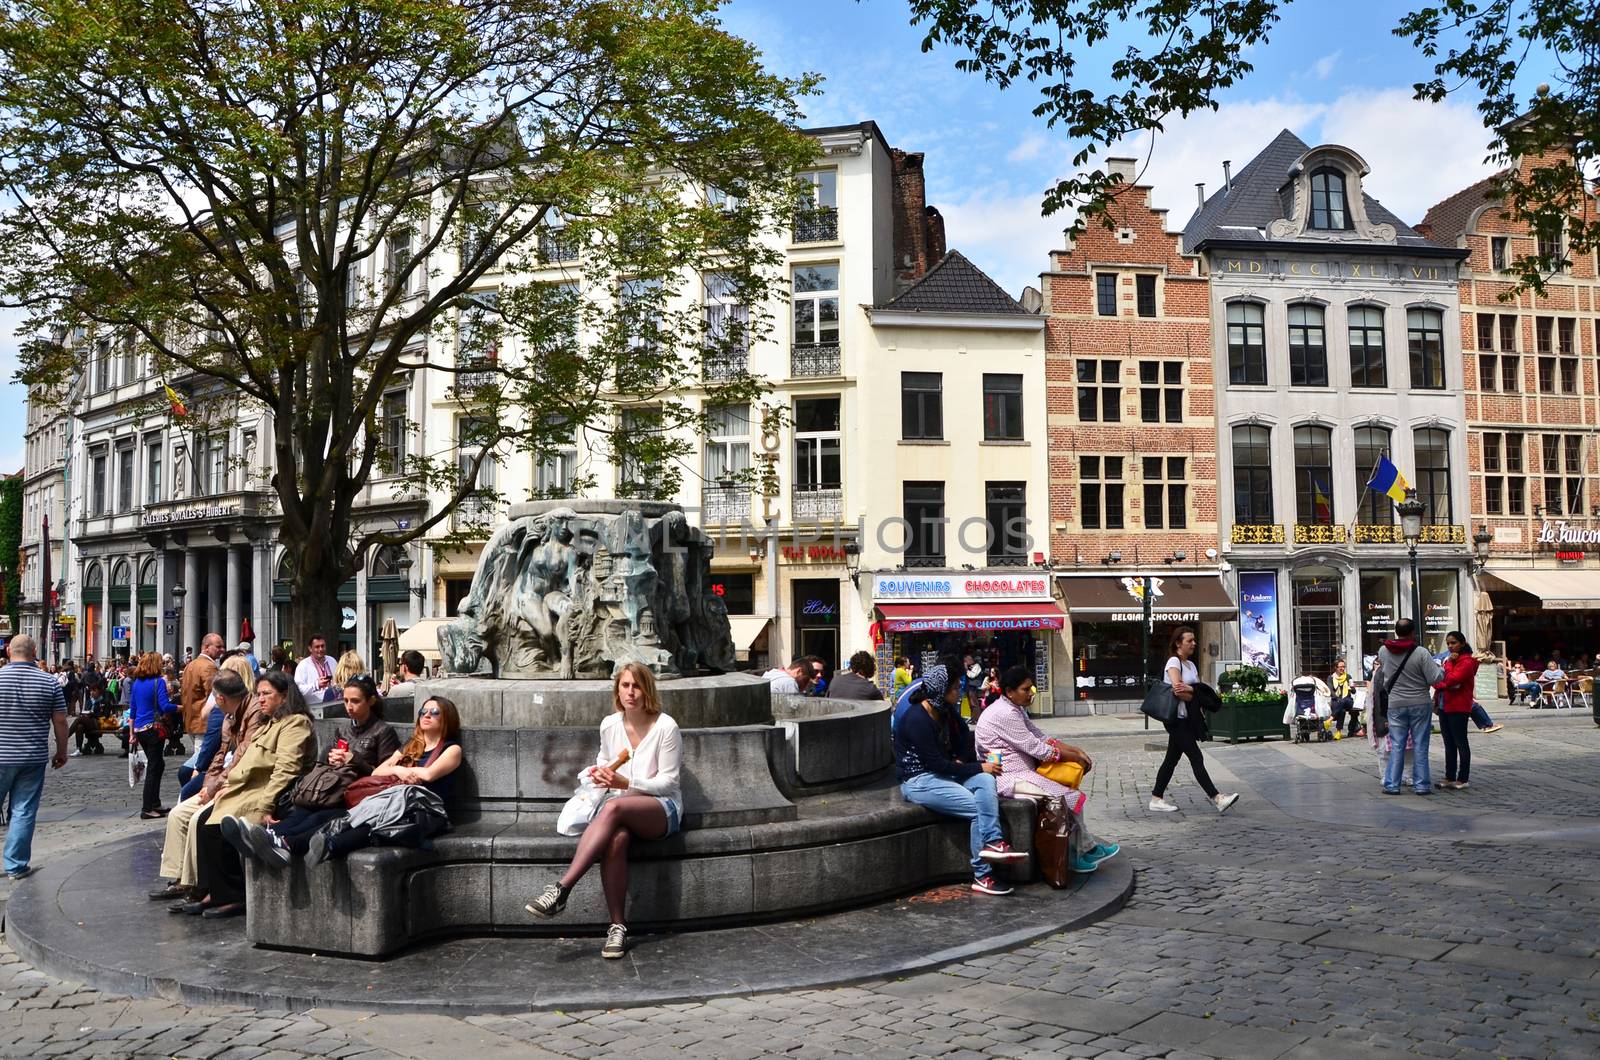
[414,671,773,730]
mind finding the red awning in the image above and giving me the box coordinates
[877,602,1066,633]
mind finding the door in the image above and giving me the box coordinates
[1293,575,1343,679]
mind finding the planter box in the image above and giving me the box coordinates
[1213,698,1289,743]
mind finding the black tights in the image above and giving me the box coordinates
[1153,719,1219,800]
[558,796,668,925]
[136,728,166,812]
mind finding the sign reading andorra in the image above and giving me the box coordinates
[1536,521,1600,550]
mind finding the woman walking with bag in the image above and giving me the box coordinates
[524,662,681,959]
[1150,628,1239,814]
[1434,631,1480,791]
[128,652,174,818]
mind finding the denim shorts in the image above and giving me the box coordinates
[655,796,682,836]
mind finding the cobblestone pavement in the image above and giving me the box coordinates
[2,717,1598,1058]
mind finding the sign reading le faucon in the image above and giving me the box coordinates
[1536,520,1600,550]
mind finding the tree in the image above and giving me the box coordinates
[0,0,817,647]
[0,474,19,634]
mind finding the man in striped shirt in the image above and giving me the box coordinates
[0,634,69,880]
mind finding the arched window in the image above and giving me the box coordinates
[1287,304,1327,387]
[1354,426,1393,525]
[1310,168,1350,230]
[1348,306,1387,388]
[370,544,407,578]
[1227,302,1266,385]
[1232,425,1274,525]
[111,560,131,587]
[84,563,103,590]
[1414,428,1452,523]
[138,558,157,586]
[1294,425,1335,525]
[276,553,295,581]
[1407,307,1446,390]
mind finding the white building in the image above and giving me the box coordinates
[19,380,72,656]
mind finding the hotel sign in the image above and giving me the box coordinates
[1536,520,1600,551]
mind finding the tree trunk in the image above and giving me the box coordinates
[284,536,349,659]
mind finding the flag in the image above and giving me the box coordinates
[1365,454,1410,503]
[1313,477,1333,523]
[163,383,188,419]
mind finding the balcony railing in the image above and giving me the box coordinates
[701,484,750,525]
[1230,523,1285,545]
[456,359,500,392]
[702,352,748,382]
[1420,524,1466,544]
[791,342,841,377]
[792,207,838,243]
[451,492,497,532]
[538,231,580,264]
[905,553,947,569]
[141,489,279,528]
[1354,524,1403,544]
[1294,524,1347,545]
[791,486,842,522]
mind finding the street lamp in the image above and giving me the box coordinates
[170,582,187,656]
[841,540,861,587]
[1397,488,1426,625]
[394,549,426,600]
[1471,525,1493,575]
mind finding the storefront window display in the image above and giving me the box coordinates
[1292,576,1341,679]
[1072,620,1184,701]
[1420,569,1458,654]
[1358,570,1399,678]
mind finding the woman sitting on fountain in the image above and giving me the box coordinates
[525,662,682,960]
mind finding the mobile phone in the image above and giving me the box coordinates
[336,737,349,751]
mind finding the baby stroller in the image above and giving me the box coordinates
[1288,675,1333,743]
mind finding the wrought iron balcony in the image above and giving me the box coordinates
[538,231,580,264]
[791,342,841,377]
[1294,524,1347,545]
[792,207,838,243]
[1230,523,1285,545]
[701,484,750,525]
[702,352,748,383]
[456,358,500,392]
[1354,524,1403,544]
[791,486,842,522]
[451,492,497,532]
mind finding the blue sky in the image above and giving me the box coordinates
[0,0,1555,473]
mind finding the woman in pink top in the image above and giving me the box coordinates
[974,665,1119,871]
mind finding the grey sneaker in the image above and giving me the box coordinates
[602,922,628,959]
[525,882,567,918]
[246,824,291,868]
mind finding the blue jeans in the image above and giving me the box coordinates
[1470,701,1494,729]
[0,763,48,874]
[901,770,1003,877]
[1384,705,1433,793]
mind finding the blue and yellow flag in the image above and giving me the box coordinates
[1365,454,1409,503]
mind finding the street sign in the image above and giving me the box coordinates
[112,625,129,647]
[163,609,178,620]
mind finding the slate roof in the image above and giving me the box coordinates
[1181,129,1453,255]
[877,250,1032,315]
[1416,173,1504,246]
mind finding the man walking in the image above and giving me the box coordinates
[1374,618,1444,796]
[0,635,69,880]
[294,635,340,705]
[180,634,223,737]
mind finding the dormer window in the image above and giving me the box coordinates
[1309,168,1351,231]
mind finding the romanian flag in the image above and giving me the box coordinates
[163,383,188,419]
[1365,454,1409,503]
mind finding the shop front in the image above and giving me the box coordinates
[1057,573,1237,703]
[869,571,1064,715]
[1484,522,1600,667]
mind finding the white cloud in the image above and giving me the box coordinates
[1311,51,1341,80]
[1007,134,1049,164]
[0,305,29,474]
[937,190,1057,298]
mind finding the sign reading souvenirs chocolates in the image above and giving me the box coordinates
[870,573,1053,601]
[1536,521,1600,550]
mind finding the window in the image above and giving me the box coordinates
[204,434,228,495]
[793,264,840,348]
[982,374,1024,440]
[118,338,138,388]
[617,407,664,497]
[903,482,945,566]
[1232,425,1273,525]
[460,198,501,269]
[144,436,163,506]
[1500,314,1517,352]
[1540,434,1585,516]
[1309,168,1351,230]
[1077,456,1124,530]
[1476,312,1520,391]
[794,397,841,491]
[1288,304,1328,387]
[901,372,943,440]
[380,388,408,474]
[91,450,107,516]
[385,229,417,295]
[703,272,749,363]
[1139,361,1183,423]
[1142,457,1187,530]
[706,185,741,213]
[116,445,134,513]
[94,339,110,393]
[1414,428,1452,524]
[1536,316,1553,353]
[1354,426,1393,524]
[457,416,495,493]
[1407,308,1446,389]
[1558,319,1578,392]
[1293,425,1334,525]
[793,169,838,243]
[1490,236,1509,271]
[985,483,1028,565]
[1348,306,1387,388]
[1536,222,1563,268]
[1475,313,1494,351]
[1076,359,1120,422]
[1227,302,1266,385]
[702,404,751,485]
[535,419,579,497]
[1135,274,1157,318]
[457,290,501,364]
[538,209,579,263]
[1095,273,1117,317]
[619,277,663,357]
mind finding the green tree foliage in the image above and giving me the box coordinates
[0,475,20,633]
[0,0,817,646]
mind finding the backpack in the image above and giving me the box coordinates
[1372,645,1422,736]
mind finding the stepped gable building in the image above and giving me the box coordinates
[1418,141,1600,664]
[1042,157,1231,710]
[1184,129,1470,681]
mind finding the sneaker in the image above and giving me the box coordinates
[68,748,81,757]
[1382,787,1402,795]
[220,815,252,860]
[1451,781,1470,790]
[1084,842,1120,864]
[1483,724,1503,734]
[1214,793,1240,814]
[601,922,629,958]
[979,841,1028,863]
[245,824,291,868]
[5,867,31,882]
[525,882,568,918]
[306,831,329,867]
[971,875,1013,895]
[1148,797,1179,813]
[1069,855,1100,874]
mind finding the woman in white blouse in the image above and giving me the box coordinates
[525,662,682,959]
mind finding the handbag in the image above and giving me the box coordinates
[293,763,358,809]
[1035,760,1085,788]
[127,737,147,788]
[555,747,633,836]
[1032,795,1079,889]
[1139,683,1179,724]
[343,773,404,809]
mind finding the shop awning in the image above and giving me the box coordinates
[397,617,449,660]
[1486,568,1600,609]
[727,616,772,651]
[1058,575,1237,622]
[876,602,1065,633]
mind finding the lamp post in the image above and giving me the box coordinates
[170,582,187,658]
[1397,488,1426,627]
[1471,525,1493,574]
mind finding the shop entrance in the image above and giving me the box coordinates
[791,579,840,678]
[1293,576,1342,679]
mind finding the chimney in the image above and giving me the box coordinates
[1222,160,1233,194]
[1105,157,1139,183]
[1196,183,1206,209]
[892,148,943,292]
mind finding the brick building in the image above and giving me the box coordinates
[1418,143,1600,665]
[1042,158,1231,709]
